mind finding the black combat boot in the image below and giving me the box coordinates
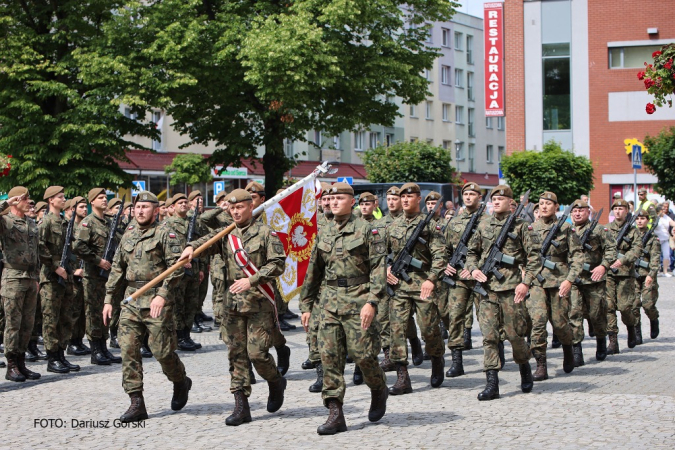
[59,348,80,372]
[68,338,90,356]
[0,333,3,353]
[140,334,153,358]
[283,310,299,320]
[184,327,202,349]
[17,353,41,380]
[551,333,562,349]
[5,353,26,382]
[573,343,585,367]
[275,345,291,376]
[302,345,316,370]
[226,391,252,426]
[27,340,47,362]
[278,318,296,331]
[409,337,424,366]
[588,320,595,337]
[176,330,196,352]
[368,385,388,423]
[607,332,620,354]
[109,327,120,349]
[171,376,192,411]
[196,318,212,332]
[498,341,506,369]
[477,370,500,401]
[596,337,607,361]
[635,322,643,345]
[650,318,660,339]
[309,364,323,393]
[519,362,533,393]
[446,349,465,378]
[191,320,203,333]
[627,325,637,349]
[120,392,148,423]
[532,350,548,381]
[0,360,4,368]
[266,376,287,413]
[47,350,70,373]
[380,347,396,372]
[345,355,354,364]
[101,338,122,363]
[198,311,213,322]
[389,363,413,395]
[353,364,364,385]
[317,399,348,435]
[89,339,112,365]
[562,344,575,374]
[463,328,473,350]
[430,355,445,388]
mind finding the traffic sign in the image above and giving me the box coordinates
[631,144,643,169]
[131,180,146,197]
[337,176,353,185]
[213,181,225,202]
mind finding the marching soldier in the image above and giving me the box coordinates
[358,192,377,222]
[181,189,287,426]
[425,191,443,227]
[66,197,90,356]
[106,198,125,350]
[158,201,168,223]
[317,182,334,229]
[103,191,191,423]
[634,207,661,342]
[299,182,388,434]
[187,190,212,332]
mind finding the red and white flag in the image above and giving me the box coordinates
[264,176,322,302]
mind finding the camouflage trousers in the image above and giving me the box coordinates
[211,278,225,323]
[478,289,531,371]
[119,303,186,394]
[527,286,574,354]
[271,298,287,348]
[197,270,209,313]
[40,280,75,352]
[445,281,476,350]
[389,289,444,364]
[69,281,86,341]
[175,275,201,331]
[31,291,42,342]
[318,308,387,406]
[606,275,637,334]
[221,309,282,397]
[306,304,322,363]
[83,276,109,340]
[377,295,417,350]
[569,282,608,343]
[1,277,39,354]
[634,276,659,324]
[464,292,477,330]
[109,281,126,332]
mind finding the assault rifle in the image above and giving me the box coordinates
[442,202,486,287]
[99,195,126,279]
[184,197,201,277]
[57,211,77,287]
[473,190,530,297]
[635,223,656,271]
[610,208,640,274]
[535,204,573,283]
[574,208,603,283]
[386,197,443,297]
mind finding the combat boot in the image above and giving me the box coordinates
[309,364,323,393]
[176,330,196,352]
[5,353,26,382]
[198,311,213,322]
[278,318,296,331]
[17,353,41,380]
[368,385,388,423]
[463,328,473,350]
[120,392,148,423]
[140,334,153,358]
[101,338,122,363]
[47,350,70,373]
[607,332,620,354]
[0,360,4,368]
[498,341,506,369]
[59,348,80,372]
[562,344,575,374]
[317,399,348,435]
[551,333,561,349]
[635,322,643,345]
[430,355,445,388]
[388,363,413,395]
[302,345,316,370]
[627,325,637,349]
[532,351,548,381]
[596,337,607,361]
[446,349,465,378]
[184,327,202,349]
[0,334,3,353]
[191,320,203,333]
[572,343,584,367]
[226,391,252,426]
[68,338,90,356]
[27,340,47,362]
[171,376,192,411]
[409,337,424,366]
[519,362,533,393]
[477,369,499,401]
[275,345,291,376]
[266,376,287,413]
[346,355,354,363]
[650,318,660,339]
[195,318,212,332]
[353,364,364,385]
[379,347,396,372]
[588,320,595,337]
[283,310,299,320]
[89,339,112,365]
[109,327,120,349]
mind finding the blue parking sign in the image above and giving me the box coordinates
[631,144,642,169]
[131,180,146,197]
[337,177,353,185]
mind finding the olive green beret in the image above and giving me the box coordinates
[134,191,159,204]
[612,199,630,209]
[8,186,29,198]
[107,198,122,209]
[34,201,48,213]
[158,201,166,208]
[320,182,331,196]
[215,191,228,203]
[386,186,401,197]
[462,182,481,195]
[490,185,513,199]
[425,191,441,203]
[43,186,64,200]
[638,187,648,194]
[636,207,652,217]
[399,183,421,195]
[226,189,253,204]
[329,182,354,196]
[72,196,86,206]
[64,199,72,210]
[245,182,265,195]
[539,191,558,203]
[188,190,202,202]
[571,199,589,209]
[88,188,106,203]
[359,192,376,204]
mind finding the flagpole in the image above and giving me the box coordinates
[122,161,335,304]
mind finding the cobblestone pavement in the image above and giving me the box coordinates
[2,279,675,449]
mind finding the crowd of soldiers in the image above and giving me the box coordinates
[0,177,663,435]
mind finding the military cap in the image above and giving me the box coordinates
[72,196,86,206]
[8,186,29,198]
[329,182,354,196]
[107,198,122,209]
[64,199,72,210]
[386,186,401,197]
[88,188,106,203]
[399,183,421,195]
[320,182,331,196]
[215,190,229,203]
[34,201,48,213]
[425,191,441,203]
[169,193,187,207]
[490,184,513,199]
[636,207,652,217]
[510,199,518,207]
[359,191,376,204]
[134,191,159,204]
[571,199,589,209]
[43,186,64,200]
[462,182,481,195]
[187,190,202,202]
[245,181,266,195]
[159,201,166,208]
[638,187,648,194]
[322,183,334,196]
[124,201,133,210]
[611,199,630,209]
[226,188,252,204]
[539,191,558,203]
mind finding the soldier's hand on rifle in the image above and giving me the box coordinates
[7,193,26,206]
[360,303,376,330]
[184,262,192,269]
[98,259,112,271]
[645,275,653,287]
[102,304,112,326]
[230,278,251,294]
[55,266,68,280]
[590,265,606,282]
[74,268,83,277]
[558,280,572,298]
[301,312,311,331]
[199,271,205,283]
[386,266,399,285]
[471,269,488,283]
[610,259,622,270]
[180,246,194,263]
[420,280,435,300]
[150,296,166,318]
[460,269,471,279]
[514,283,529,303]
[444,264,457,276]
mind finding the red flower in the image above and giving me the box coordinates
[652,50,662,58]
[665,61,673,70]
[646,103,656,114]
[644,78,655,88]
[637,71,645,80]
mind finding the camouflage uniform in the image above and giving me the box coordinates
[104,220,187,394]
[186,209,209,324]
[201,207,233,323]
[68,252,86,347]
[605,218,641,334]
[299,213,387,405]
[633,228,660,325]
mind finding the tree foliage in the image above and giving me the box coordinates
[165,154,212,186]
[644,126,675,200]
[500,140,594,205]
[363,141,456,184]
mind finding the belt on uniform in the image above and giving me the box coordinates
[546,256,567,263]
[128,281,152,288]
[327,275,370,288]
[4,263,36,272]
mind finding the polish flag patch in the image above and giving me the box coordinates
[372,229,379,235]
[271,231,278,236]
[169,232,176,238]
[81,222,88,227]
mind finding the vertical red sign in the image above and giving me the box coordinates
[484,2,504,116]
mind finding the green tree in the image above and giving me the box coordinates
[0,1,159,196]
[165,154,212,186]
[500,140,594,205]
[363,141,456,183]
[77,0,457,196]
[644,126,675,200]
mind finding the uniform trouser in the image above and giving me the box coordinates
[40,280,75,352]
[271,297,286,348]
[606,275,637,333]
[110,282,126,332]
[198,270,209,312]
[211,278,225,323]
[69,281,86,341]
[319,308,387,406]
[389,289,444,364]
[222,309,282,397]
[1,278,39,354]
[307,305,322,363]
[634,277,659,324]
[83,276,108,340]
[445,282,475,349]
[277,296,289,316]
[175,275,201,330]
[31,292,42,342]
[464,293,477,330]
[119,303,186,394]
[570,282,608,344]
[527,286,574,355]
[478,289,531,371]
[377,295,418,350]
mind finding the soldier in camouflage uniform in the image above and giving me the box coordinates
[605,199,642,353]
[300,182,388,435]
[105,198,125,350]
[525,192,583,380]
[207,191,230,325]
[65,197,90,356]
[358,192,377,223]
[103,191,191,423]
[569,199,614,365]
[466,185,537,401]
[182,189,287,426]
[385,183,446,395]
[633,207,660,342]
[424,190,448,351]
[187,190,213,332]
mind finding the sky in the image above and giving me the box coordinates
[454,0,493,18]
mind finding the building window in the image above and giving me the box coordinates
[425,23,433,44]
[443,140,451,150]
[369,132,380,149]
[468,144,475,172]
[467,72,474,101]
[455,31,463,50]
[543,43,571,131]
[442,103,451,122]
[332,136,340,150]
[423,68,432,82]
[455,106,464,124]
[467,35,474,64]
[456,141,464,161]
[152,111,163,151]
[498,146,505,162]
[354,131,366,151]
[410,137,418,143]
[385,133,394,146]
[441,65,451,85]
[468,108,475,137]
[425,101,433,120]
[486,145,494,163]
[313,130,322,146]
[123,107,137,120]
[442,28,451,47]
[455,69,463,87]
[284,138,294,156]
[609,45,661,69]
[427,139,434,145]
[497,116,504,130]
[410,104,418,117]
[486,117,493,129]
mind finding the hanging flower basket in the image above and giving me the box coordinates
[0,154,11,177]
[639,44,675,114]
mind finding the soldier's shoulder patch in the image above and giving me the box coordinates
[528,225,533,230]
[372,228,379,235]
[128,226,135,231]
[604,227,608,231]
[571,228,576,233]
[81,222,88,227]
[436,225,441,231]
[168,232,175,238]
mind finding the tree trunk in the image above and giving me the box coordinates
[262,118,290,198]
